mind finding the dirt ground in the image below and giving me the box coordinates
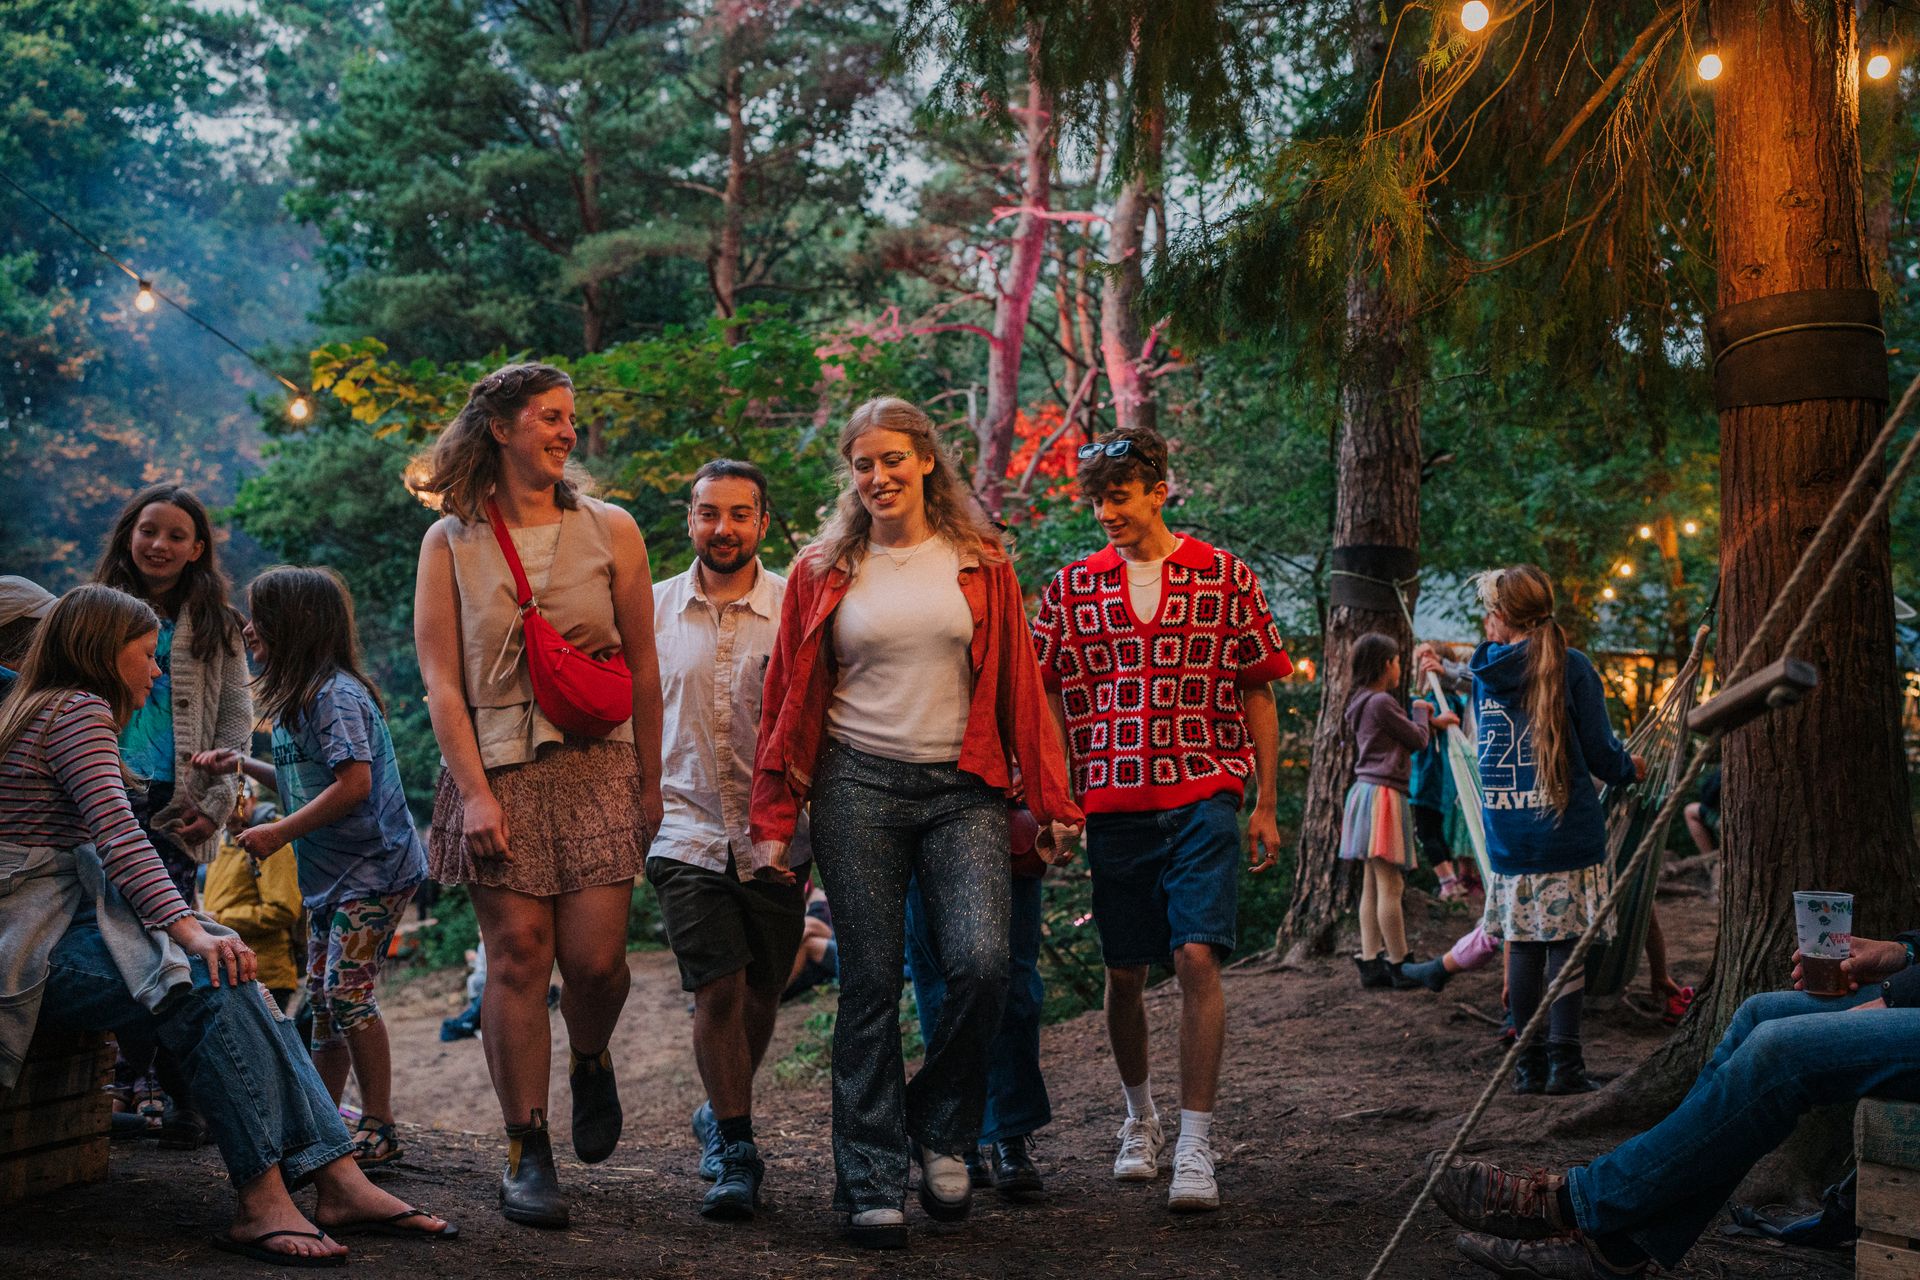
[2,884,1853,1279]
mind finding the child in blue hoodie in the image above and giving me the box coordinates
[1470,566,1643,1096]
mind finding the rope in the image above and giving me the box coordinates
[1712,320,1886,366]
[1361,369,1920,1280]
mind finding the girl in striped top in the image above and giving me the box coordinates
[0,584,456,1263]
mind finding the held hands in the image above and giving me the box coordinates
[1035,820,1082,866]
[463,791,512,862]
[166,917,257,988]
[750,841,797,886]
[1247,805,1281,874]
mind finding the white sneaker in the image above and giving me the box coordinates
[1168,1139,1220,1212]
[1113,1112,1165,1181]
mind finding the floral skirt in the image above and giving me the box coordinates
[1338,781,1418,869]
[428,739,647,897]
[1482,862,1613,944]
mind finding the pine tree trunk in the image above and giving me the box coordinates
[1276,266,1423,958]
[1572,0,1917,1129]
[1100,112,1159,436]
[714,61,748,343]
[975,46,1053,517]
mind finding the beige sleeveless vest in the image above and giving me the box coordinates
[436,496,633,767]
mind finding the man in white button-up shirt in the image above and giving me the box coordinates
[647,460,807,1222]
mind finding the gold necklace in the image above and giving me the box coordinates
[869,537,932,570]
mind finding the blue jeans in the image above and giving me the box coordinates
[1568,988,1920,1266]
[907,872,1051,1144]
[43,909,355,1187]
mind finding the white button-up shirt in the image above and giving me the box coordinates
[651,559,808,877]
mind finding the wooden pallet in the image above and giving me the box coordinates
[1859,1099,1920,1280]
[0,1028,113,1205]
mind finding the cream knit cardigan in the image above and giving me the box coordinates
[158,612,253,863]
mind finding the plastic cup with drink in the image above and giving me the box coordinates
[1794,891,1855,997]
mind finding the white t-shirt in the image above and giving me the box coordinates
[1124,554,1169,625]
[828,537,974,762]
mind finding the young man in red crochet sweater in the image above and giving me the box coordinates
[1031,426,1292,1213]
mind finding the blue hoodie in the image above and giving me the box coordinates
[1470,639,1636,875]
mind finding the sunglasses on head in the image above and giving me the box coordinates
[1076,439,1162,477]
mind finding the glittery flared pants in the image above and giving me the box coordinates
[809,741,1011,1213]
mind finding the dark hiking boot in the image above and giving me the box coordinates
[1545,1042,1600,1096]
[1511,1044,1549,1095]
[692,1101,725,1180]
[701,1140,765,1221]
[1455,1231,1649,1277]
[1355,953,1393,989]
[568,1047,622,1163]
[1400,955,1453,993]
[157,1100,207,1150]
[1426,1153,1569,1240]
[965,1147,992,1188]
[1387,955,1427,991]
[986,1135,1045,1202]
[500,1111,569,1228]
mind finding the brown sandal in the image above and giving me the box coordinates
[350,1117,404,1167]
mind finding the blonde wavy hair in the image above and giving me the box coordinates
[1475,564,1573,815]
[807,396,1005,576]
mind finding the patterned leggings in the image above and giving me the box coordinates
[306,889,415,1049]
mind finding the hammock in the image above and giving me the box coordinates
[1584,611,1714,1000]
[1426,670,1491,885]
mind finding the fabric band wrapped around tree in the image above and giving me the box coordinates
[1327,544,1419,625]
[1706,287,1889,411]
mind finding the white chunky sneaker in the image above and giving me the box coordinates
[1112,1112,1165,1181]
[1168,1140,1220,1212]
[846,1207,907,1250]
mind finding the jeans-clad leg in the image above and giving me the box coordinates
[1568,989,1920,1266]
[811,743,1009,1213]
[42,913,355,1187]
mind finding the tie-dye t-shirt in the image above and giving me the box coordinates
[119,619,175,783]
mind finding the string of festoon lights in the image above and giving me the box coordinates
[0,170,313,423]
[1598,518,1706,603]
[1456,1,1901,83]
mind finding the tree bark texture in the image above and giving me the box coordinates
[1581,0,1918,1124]
[712,59,748,341]
[1099,112,1160,437]
[1276,270,1424,958]
[975,48,1054,516]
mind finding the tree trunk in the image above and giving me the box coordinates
[1100,110,1160,436]
[1276,256,1424,956]
[713,60,748,342]
[1575,0,1917,1128]
[975,45,1053,517]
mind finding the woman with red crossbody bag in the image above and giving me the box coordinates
[413,363,664,1230]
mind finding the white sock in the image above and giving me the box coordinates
[1176,1109,1213,1149]
[1122,1077,1155,1120]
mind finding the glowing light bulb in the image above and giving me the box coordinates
[1867,53,1893,80]
[1602,587,1616,601]
[1682,520,1699,536]
[1616,562,1634,578]
[1460,1,1490,33]
[1637,525,1654,540]
[134,281,156,313]
[287,395,311,423]
[1697,51,1723,82]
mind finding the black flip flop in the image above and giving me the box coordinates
[323,1207,460,1241]
[209,1229,347,1268]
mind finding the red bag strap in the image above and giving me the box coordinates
[484,498,536,611]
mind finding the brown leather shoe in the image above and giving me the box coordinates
[1427,1154,1570,1240]
[1454,1232,1649,1277]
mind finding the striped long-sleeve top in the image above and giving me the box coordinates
[0,691,192,928]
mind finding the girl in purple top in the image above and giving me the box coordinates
[1339,632,1457,990]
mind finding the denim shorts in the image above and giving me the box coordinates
[1084,792,1242,966]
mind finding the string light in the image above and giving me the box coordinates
[1637,524,1653,540]
[1867,51,1893,80]
[1682,519,1699,535]
[1697,50,1724,81]
[1602,586,1616,601]
[1460,1,1490,33]
[0,170,308,422]
[1616,562,1634,578]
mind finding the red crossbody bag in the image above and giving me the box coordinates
[485,499,633,737]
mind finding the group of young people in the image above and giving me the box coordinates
[5,356,1913,1279]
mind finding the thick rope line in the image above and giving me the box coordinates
[1362,370,1920,1279]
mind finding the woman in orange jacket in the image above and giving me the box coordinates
[751,397,1081,1248]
